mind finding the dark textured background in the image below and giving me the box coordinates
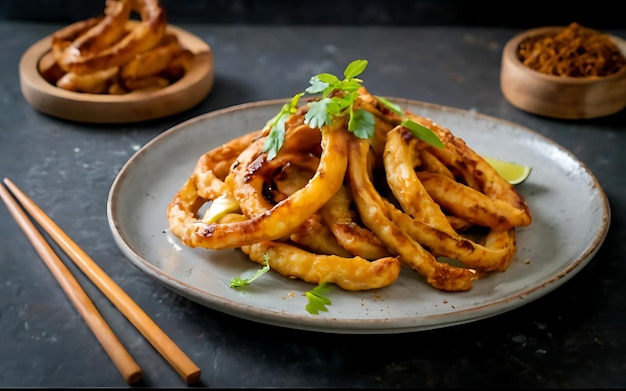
[1,0,624,28]
[2,1,625,388]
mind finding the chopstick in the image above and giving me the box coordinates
[0,182,143,383]
[0,182,143,384]
[1,178,201,385]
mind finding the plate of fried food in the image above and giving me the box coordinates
[19,0,214,123]
[107,60,610,334]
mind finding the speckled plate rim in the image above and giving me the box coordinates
[107,98,610,334]
[19,23,214,123]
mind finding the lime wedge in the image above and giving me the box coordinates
[484,157,532,185]
[201,194,241,223]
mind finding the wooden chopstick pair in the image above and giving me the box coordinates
[0,178,201,385]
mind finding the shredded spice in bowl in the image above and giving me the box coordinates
[516,22,626,78]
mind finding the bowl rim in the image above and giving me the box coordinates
[503,25,626,84]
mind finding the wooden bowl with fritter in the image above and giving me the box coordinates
[19,23,214,124]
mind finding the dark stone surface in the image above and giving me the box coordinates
[1,0,624,29]
[0,18,625,388]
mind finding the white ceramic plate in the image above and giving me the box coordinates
[107,98,610,334]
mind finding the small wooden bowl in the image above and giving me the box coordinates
[19,24,214,124]
[500,26,626,119]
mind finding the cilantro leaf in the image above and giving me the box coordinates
[262,115,286,161]
[340,79,363,93]
[229,255,271,288]
[316,73,340,85]
[305,76,330,94]
[343,59,368,79]
[377,96,404,115]
[401,119,444,148]
[305,282,332,314]
[349,108,376,139]
[305,98,333,129]
[325,94,350,117]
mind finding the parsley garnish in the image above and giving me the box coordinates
[229,254,271,288]
[262,59,443,160]
[262,93,303,161]
[305,282,332,315]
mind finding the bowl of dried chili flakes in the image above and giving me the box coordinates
[500,22,626,119]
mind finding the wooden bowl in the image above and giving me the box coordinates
[19,23,214,124]
[500,26,626,119]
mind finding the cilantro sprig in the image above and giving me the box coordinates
[228,253,333,315]
[262,93,304,161]
[262,59,443,160]
[229,254,271,288]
